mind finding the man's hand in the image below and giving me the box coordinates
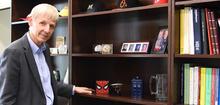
[74,86,94,94]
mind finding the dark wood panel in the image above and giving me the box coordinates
[73,94,167,105]
[11,24,28,41]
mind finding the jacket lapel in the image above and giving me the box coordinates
[21,34,45,95]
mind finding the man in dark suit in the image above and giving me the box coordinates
[0,3,93,105]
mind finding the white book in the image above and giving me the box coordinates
[188,7,195,54]
[189,67,194,104]
[193,66,199,104]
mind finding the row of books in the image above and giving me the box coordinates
[180,7,220,55]
[181,64,220,105]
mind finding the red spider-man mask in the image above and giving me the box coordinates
[96,80,109,95]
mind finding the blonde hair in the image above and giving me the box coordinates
[27,3,59,21]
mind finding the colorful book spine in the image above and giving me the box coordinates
[200,67,206,105]
[211,68,216,105]
[180,9,185,54]
[184,63,190,104]
[205,8,214,55]
[205,68,212,105]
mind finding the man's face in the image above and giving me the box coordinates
[29,14,56,45]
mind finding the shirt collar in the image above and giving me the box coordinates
[27,32,46,54]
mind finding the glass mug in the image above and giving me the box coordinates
[149,74,168,101]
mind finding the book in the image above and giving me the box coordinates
[184,63,190,104]
[193,8,202,54]
[205,8,214,55]
[205,68,212,105]
[180,64,184,103]
[200,67,206,105]
[193,66,199,104]
[211,68,216,105]
[180,8,185,54]
[200,8,209,54]
[210,11,219,54]
[189,7,195,54]
[189,67,194,104]
[183,7,190,54]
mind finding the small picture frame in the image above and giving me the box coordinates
[121,42,149,53]
[151,28,168,54]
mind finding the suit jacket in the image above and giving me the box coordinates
[0,33,73,105]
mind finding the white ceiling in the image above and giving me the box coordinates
[0,0,11,9]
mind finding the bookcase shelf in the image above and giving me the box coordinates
[72,3,168,18]
[11,20,28,25]
[171,0,220,104]
[175,54,220,58]
[76,94,167,105]
[71,54,168,58]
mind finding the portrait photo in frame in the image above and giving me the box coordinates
[151,28,168,54]
[121,42,149,53]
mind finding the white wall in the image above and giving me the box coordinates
[0,8,11,53]
[0,0,11,9]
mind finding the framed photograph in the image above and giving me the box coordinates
[121,42,149,53]
[128,43,135,52]
[151,28,168,54]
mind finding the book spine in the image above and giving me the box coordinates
[184,63,190,104]
[205,68,212,105]
[193,8,202,54]
[189,67,194,104]
[180,9,185,54]
[194,66,199,104]
[208,9,217,54]
[210,11,219,54]
[200,67,206,105]
[211,68,216,105]
[201,8,209,54]
[189,7,195,54]
[180,64,184,103]
[205,8,214,55]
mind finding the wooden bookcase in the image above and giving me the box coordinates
[11,0,220,105]
[70,1,170,105]
[171,0,220,104]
